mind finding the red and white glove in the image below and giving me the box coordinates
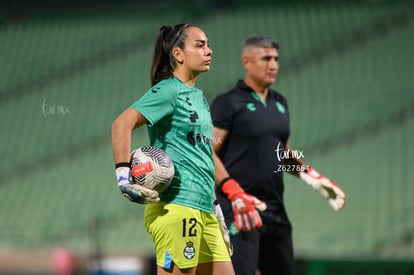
[220,178,267,232]
[299,167,346,211]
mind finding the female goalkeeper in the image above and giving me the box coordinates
[111,23,234,275]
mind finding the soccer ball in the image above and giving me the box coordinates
[129,146,174,193]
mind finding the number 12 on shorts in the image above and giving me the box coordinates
[182,218,197,237]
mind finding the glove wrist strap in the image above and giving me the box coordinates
[217,177,232,188]
[221,178,245,200]
[306,167,322,179]
[115,166,131,186]
[115,162,130,169]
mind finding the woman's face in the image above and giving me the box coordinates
[174,27,213,74]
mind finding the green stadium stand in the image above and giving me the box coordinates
[285,117,414,258]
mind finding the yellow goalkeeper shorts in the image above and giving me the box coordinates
[144,202,231,270]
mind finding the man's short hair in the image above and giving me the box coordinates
[244,35,279,50]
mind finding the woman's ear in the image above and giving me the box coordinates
[172,47,184,64]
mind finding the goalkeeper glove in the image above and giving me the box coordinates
[299,167,346,211]
[213,201,233,256]
[115,165,160,204]
[220,178,267,232]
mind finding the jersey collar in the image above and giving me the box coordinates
[237,80,268,106]
[236,79,253,92]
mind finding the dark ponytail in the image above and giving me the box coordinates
[150,23,194,86]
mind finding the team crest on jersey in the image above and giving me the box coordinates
[276,101,286,114]
[246,102,256,111]
[183,241,196,259]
